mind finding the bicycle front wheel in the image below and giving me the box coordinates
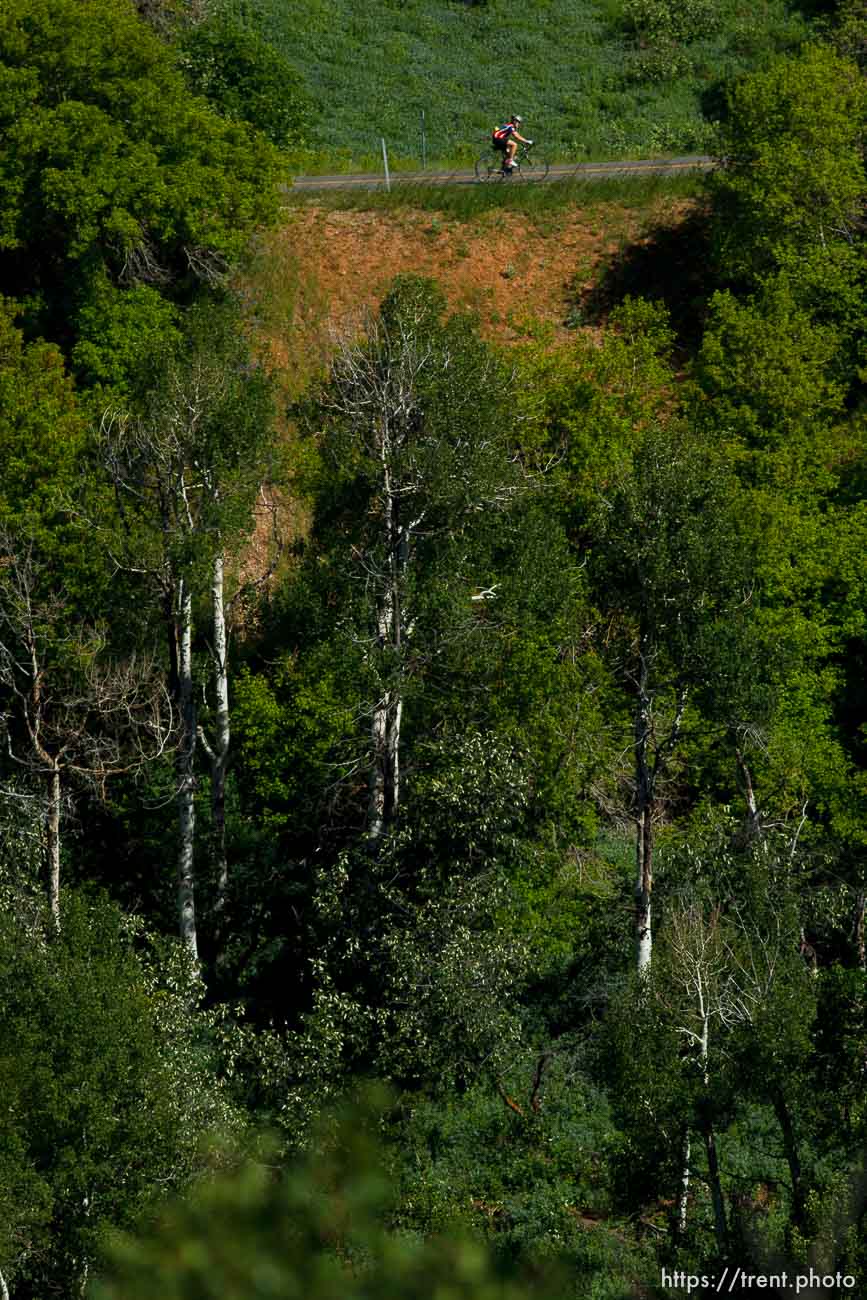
[518,154,550,183]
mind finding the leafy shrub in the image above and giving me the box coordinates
[388,1068,655,1299]
[621,42,693,84]
[621,0,720,45]
[180,11,315,149]
[0,891,242,1297]
[709,43,867,283]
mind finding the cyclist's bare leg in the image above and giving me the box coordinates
[505,140,518,169]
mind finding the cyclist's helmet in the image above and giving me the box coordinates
[512,115,523,124]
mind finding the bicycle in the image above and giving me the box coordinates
[475,141,550,183]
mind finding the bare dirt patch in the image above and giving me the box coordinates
[277,206,603,339]
[258,199,695,384]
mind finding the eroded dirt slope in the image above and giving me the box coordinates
[256,198,695,388]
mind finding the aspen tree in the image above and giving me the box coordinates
[102,300,276,960]
[309,277,521,841]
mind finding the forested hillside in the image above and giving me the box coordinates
[1,0,867,1298]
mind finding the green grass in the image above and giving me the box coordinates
[285,170,705,218]
[227,0,811,169]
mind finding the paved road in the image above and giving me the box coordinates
[291,155,715,192]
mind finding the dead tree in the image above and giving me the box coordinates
[102,405,206,961]
[662,904,733,1255]
[662,892,808,1249]
[0,535,172,924]
[318,287,522,841]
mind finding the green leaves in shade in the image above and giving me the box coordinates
[0,299,84,532]
[0,892,239,1297]
[0,0,282,373]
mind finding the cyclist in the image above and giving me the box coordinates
[491,115,533,174]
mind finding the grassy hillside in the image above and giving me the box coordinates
[229,0,811,167]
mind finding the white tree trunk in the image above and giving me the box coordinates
[675,1127,691,1238]
[176,580,198,962]
[389,695,402,814]
[700,1015,728,1254]
[634,671,687,975]
[369,688,389,840]
[634,658,653,975]
[389,521,407,818]
[210,552,230,920]
[0,1265,10,1300]
[369,689,403,835]
[635,811,652,975]
[47,763,61,928]
[368,472,405,839]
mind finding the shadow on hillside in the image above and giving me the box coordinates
[578,204,714,356]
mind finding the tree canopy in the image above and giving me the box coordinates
[2,2,867,1297]
[0,0,282,374]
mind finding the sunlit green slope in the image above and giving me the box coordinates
[232,0,810,166]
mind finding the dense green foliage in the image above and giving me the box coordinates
[0,0,282,376]
[0,300,85,531]
[1,2,867,1299]
[0,890,241,1297]
[709,42,867,285]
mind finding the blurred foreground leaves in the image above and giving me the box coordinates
[93,1100,567,1300]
